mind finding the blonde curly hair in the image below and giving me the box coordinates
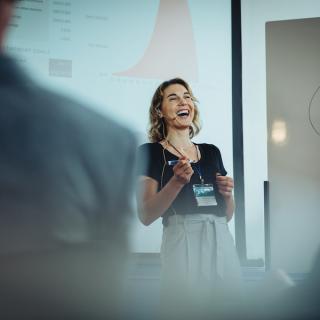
[148,78,201,142]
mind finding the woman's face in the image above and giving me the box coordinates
[160,84,195,130]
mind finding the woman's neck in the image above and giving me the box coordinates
[165,130,192,149]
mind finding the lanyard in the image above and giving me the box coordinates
[167,140,204,184]
[194,163,204,184]
[193,145,204,184]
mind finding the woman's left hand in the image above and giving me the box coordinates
[216,173,234,199]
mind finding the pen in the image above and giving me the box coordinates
[168,159,195,166]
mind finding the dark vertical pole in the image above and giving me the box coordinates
[264,181,271,270]
[232,0,247,263]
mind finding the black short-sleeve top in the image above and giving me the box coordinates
[137,142,227,225]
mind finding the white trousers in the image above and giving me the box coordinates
[160,214,243,315]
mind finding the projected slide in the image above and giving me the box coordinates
[114,0,198,81]
[6,0,72,77]
[4,0,232,253]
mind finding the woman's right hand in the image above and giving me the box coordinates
[138,157,193,226]
[172,156,194,185]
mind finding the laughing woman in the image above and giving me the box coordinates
[137,78,243,316]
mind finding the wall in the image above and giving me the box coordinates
[242,0,320,272]
[266,18,320,273]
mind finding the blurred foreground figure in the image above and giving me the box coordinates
[0,0,137,318]
[239,249,320,320]
[259,251,320,320]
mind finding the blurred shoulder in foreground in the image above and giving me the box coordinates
[0,1,137,318]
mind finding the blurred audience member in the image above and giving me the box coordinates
[0,0,137,318]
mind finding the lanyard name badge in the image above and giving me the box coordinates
[192,165,217,206]
[166,140,217,206]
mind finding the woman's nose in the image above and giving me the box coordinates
[178,96,187,104]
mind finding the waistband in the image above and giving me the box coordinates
[166,214,227,225]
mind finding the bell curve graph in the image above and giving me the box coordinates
[113,0,199,82]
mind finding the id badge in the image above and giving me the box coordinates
[192,184,217,206]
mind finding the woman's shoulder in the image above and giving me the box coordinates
[138,142,163,156]
[196,143,221,153]
[138,142,162,151]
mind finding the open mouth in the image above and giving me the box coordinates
[176,109,190,117]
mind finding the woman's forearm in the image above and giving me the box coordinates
[139,178,184,226]
[224,195,235,222]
